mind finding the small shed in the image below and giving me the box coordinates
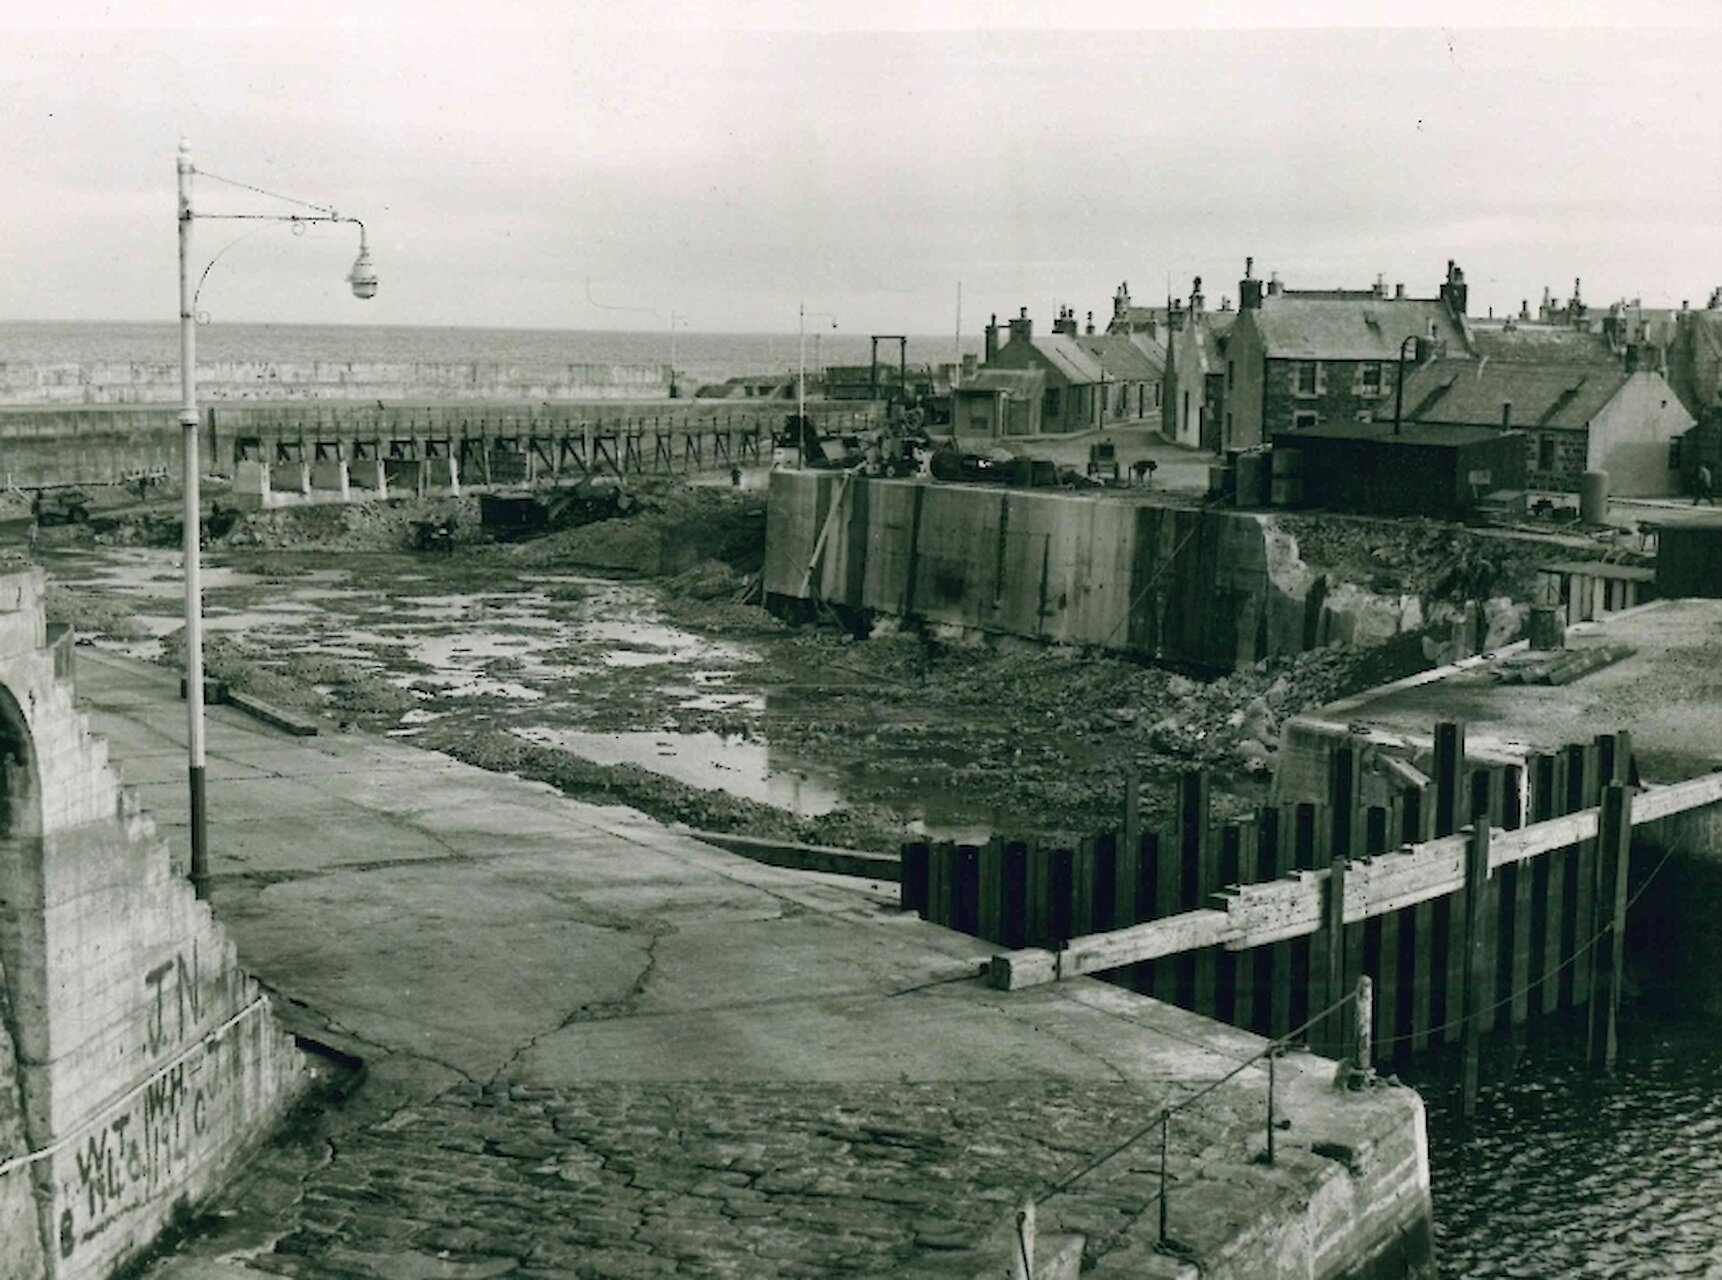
[1278,422,1528,519]
[951,368,1046,440]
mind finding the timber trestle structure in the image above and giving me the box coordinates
[219,406,879,483]
[901,721,1721,1071]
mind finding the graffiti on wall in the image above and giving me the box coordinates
[52,944,248,1261]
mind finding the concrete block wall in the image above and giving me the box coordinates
[0,569,304,1279]
[765,473,1385,672]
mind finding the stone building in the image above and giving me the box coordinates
[1390,325,1694,496]
[950,367,1045,440]
[982,307,1164,434]
[1160,278,1238,451]
[1218,259,1474,448]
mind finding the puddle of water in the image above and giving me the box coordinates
[518,726,845,817]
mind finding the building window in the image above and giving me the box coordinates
[1537,435,1555,471]
[1296,361,1318,395]
[1044,386,1062,420]
[1183,391,1191,429]
[1227,359,1235,390]
[1294,411,1318,430]
[1361,362,1382,394]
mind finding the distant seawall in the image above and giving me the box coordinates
[0,360,671,407]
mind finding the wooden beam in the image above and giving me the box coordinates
[984,768,1722,990]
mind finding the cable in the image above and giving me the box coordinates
[1371,830,1682,1050]
[196,168,340,218]
[1037,987,1360,1201]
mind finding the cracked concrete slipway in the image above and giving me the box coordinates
[71,649,1427,1279]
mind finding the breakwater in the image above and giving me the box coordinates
[0,360,670,407]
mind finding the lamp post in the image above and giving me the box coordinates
[667,309,688,398]
[796,303,837,466]
[176,138,375,897]
[1392,333,1420,437]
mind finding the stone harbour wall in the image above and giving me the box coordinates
[0,360,671,407]
[0,570,304,1279]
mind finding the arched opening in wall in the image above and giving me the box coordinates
[0,681,43,1096]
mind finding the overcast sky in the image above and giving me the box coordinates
[5,2,1722,335]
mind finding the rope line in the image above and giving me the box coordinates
[0,996,272,1180]
[1371,831,1681,1050]
[1038,987,1360,1201]
[195,167,340,218]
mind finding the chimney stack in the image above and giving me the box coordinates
[984,313,1000,361]
[961,353,978,379]
[1501,401,1512,431]
[1440,259,1468,317]
[1240,257,1263,311]
[1374,273,1387,299]
[1394,282,1406,300]
[1266,271,1282,298]
[1008,306,1033,345]
[1085,310,1095,336]
[1114,281,1131,319]
[1190,276,1206,315]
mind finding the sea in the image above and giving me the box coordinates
[0,320,985,391]
[9,318,1722,1276]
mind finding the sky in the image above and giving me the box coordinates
[5,1,1722,336]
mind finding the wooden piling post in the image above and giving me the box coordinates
[927,842,956,928]
[978,837,1006,944]
[1291,803,1322,1034]
[1224,819,1255,1031]
[1461,821,1492,1117]
[1184,771,1219,1018]
[1319,855,1348,1057]
[1365,806,1399,1057]
[1024,842,1054,948]
[1354,975,1374,1073]
[1153,785,1188,1003]
[1069,837,1098,941]
[1433,721,1467,1045]
[1590,781,1633,1071]
[1569,743,1602,1008]
[1529,753,1561,1019]
[1262,808,1293,1039]
[901,841,930,916]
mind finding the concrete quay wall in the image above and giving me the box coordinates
[0,360,670,407]
[0,571,303,1278]
[765,471,1476,672]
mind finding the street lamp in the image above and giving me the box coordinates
[796,303,837,466]
[1392,333,1420,437]
[177,138,375,897]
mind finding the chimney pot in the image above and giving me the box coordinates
[1395,282,1406,299]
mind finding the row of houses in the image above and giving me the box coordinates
[960,258,1722,497]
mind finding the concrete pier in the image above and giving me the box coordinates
[68,650,1433,1279]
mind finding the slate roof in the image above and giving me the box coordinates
[1293,420,1511,448]
[957,368,1045,400]
[1469,322,1619,366]
[999,333,1165,385]
[1251,295,1469,361]
[1073,333,1165,380]
[1389,357,1629,433]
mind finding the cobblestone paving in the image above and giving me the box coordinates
[202,1076,1300,1279]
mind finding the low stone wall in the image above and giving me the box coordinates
[0,360,671,407]
[0,570,303,1278]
